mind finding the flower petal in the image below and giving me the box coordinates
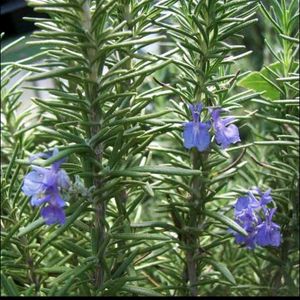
[41,205,66,225]
[30,193,51,206]
[189,103,203,122]
[256,221,281,247]
[22,171,45,196]
[234,196,250,211]
[255,224,268,246]
[49,191,66,207]
[216,124,240,149]
[270,228,281,246]
[224,124,240,142]
[183,122,195,149]
[260,188,272,205]
[31,166,56,187]
[212,109,240,149]
[57,169,70,190]
[222,116,236,126]
[51,148,66,172]
[194,122,211,152]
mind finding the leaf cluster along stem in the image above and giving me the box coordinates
[80,1,105,289]
[184,149,207,296]
[1,0,298,297]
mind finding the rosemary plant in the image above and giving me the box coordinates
[149,0,259,295]
[1,0,299,297]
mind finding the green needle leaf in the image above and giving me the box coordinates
[204,209,248,236]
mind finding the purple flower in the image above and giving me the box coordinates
[22,169,46,197]
[41,205,66,225]
[256,208,281,247]
[234,196,260,227]
[22,148,70,225]
[259,188,273,206]
[261,191,272,205]
[30,186,66,207]
[183,103,211,152]
[234,194,260,216]
[211,109,240,149]
[23,151,69,196]
[233,222,257,250]
[230,188,281,249]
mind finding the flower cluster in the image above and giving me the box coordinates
[22,148,70,225]
[230,188,281,249]
[183,103,240,152]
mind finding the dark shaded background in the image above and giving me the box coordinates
[1,0,36,36]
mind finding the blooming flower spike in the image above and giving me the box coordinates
[183,103,211,152]
[211,109,240,149]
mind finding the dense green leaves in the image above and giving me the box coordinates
[1,0,299,297]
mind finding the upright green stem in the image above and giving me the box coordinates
[185,250,198,296]
[91,105,105,288]
[185,150,206,296]
[81,1,105,288]
[23,237,40,295]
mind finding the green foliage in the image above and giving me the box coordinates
[238,61,299,100]
[1,0,299,297]
[238,62,281,100]
[241,0,299,295]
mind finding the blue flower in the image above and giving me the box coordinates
[230,188,281,249]
[183,103,211,152]
[256,208,281,247]
[22,169,46,198]
[234,194,261,216]
[234,195,260,227]
[259,188,273,206]
[232,222,257,250]
[22,148,70,225]
[211,109,240,149]
[41,205,66,225]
